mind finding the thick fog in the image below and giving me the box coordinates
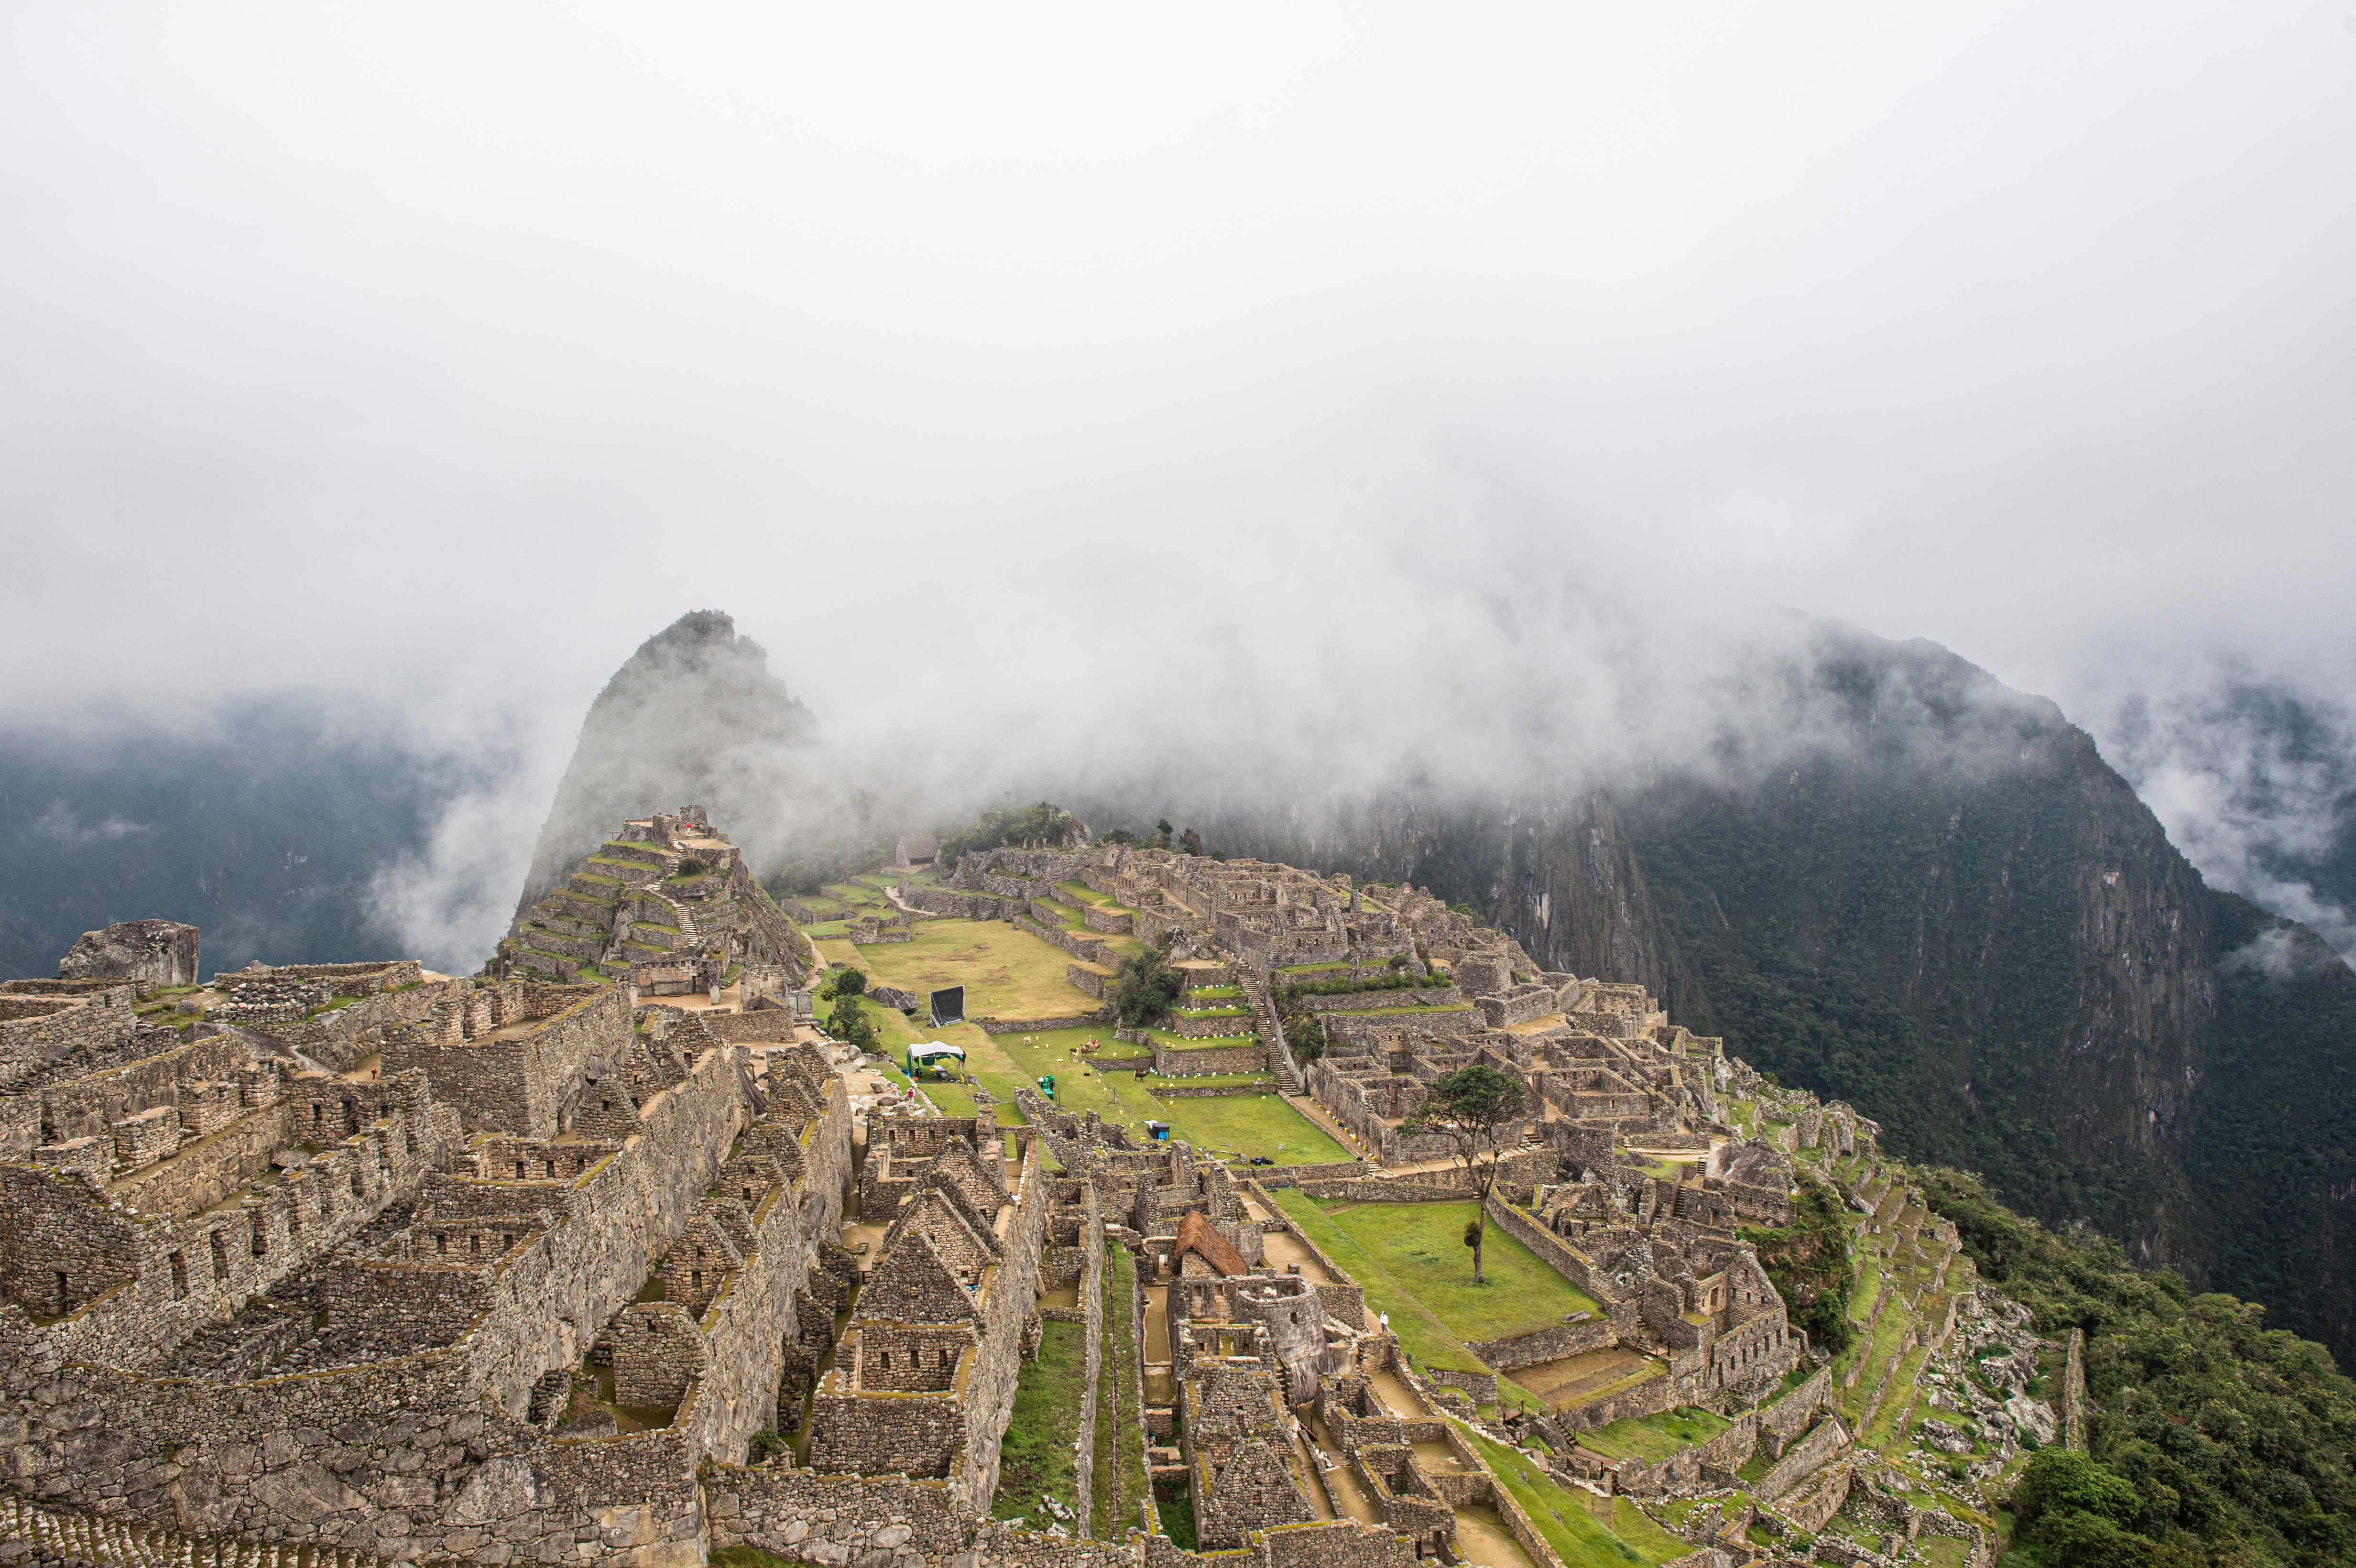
[3,3,2353,966]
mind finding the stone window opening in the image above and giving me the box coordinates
[313,1103,324,1130]
[436,1232,447,1253]
[251,1222,268,1260]
[349,1168,364,1198]
[210,1230,229,1283]
[52,1271,68,1314]
[168,1251,188,1299]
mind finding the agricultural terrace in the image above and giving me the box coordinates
[1272,1195,1599,1396]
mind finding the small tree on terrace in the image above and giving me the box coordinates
[1408,1064,1527,1285]
[1113,941,1184,1028]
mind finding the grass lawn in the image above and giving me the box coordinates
[842,919,1102,1019]
[992,1319,1087,1521]
[1149,1093,1354,1165]
[1460,1426,1679,1567]
[1848,1254,1884,1322]
[1575,1407,1731,1464]
[1273,1196,1597,1376]
[1053,880,1124,909]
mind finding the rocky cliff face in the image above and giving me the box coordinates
[1182,630,2356,1361]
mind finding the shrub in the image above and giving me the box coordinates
[1113,945,1183,1027]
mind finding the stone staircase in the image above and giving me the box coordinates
[0,1498,385,1568]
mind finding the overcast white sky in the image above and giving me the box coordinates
[4,3,2352,879]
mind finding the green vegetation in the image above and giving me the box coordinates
[840,919,1101,1019]
[1922,1166,2356,1567]
[1273,1196,1597,1378]
[1407,1064,1528,1284]
[1740,1170,1856,1356]
[935,802,1086,870]
[1148,1093,1353,1165]
[992,1319,1087,1522]
[1093,1242,1146,1539]
[1458,1425,1676,1566]
[1113,944,1183,1028]
[1574,1406,1731,1464]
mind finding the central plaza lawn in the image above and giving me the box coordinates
[811,928,1351,1158]
[1273,1194,1599,1379]
[831,919,1102,1019]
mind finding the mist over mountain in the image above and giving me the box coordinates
[0,695,486,979]
[512,610,818,913]
[2102,673,2356,958]
[6,602,2356,1366]
[1057,626,2356,1361]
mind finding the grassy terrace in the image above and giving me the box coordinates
[992,1319,1086,1523]
[1032,896,1145,958]
[1272,1196,1597,1385]
[1575,1406,1730,1464]
[1142,1094,1353,1165]
[1459,1425,1688,1567]
[1139,1026,1258,1049]
[1093,1242,1146,1539]
[1053,880,1126,910]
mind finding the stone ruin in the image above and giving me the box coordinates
[497,808,805,997]
[0,826,1956,1568]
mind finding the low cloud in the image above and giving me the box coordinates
[33,803,152,845]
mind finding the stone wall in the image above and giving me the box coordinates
[1754,1414,1849,1503]
[1287,987,1463,1014]
[1014,918,1122,969]
[1756,1364,1832,1458]
[1466,1318,1617,1372]
[0,1045,779,1562]
[1147,1041,1266,1077]
[380,986,629,1138]
[253,980,463,1073]
[976,1011,1112,1036]
[0,993,133,1096]
[0,1030,251,1160]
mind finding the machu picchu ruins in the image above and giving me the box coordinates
[0,812,2090,1568]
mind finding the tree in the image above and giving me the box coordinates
[1180,827,1204,857]
[1153,819,1174,849]
[824,966,866,999]
[1113,943,1184,1027]
[829,991,878,1051]
[1408,1064,1527,1283]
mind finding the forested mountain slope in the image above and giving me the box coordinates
[1182,630,2356,1365]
